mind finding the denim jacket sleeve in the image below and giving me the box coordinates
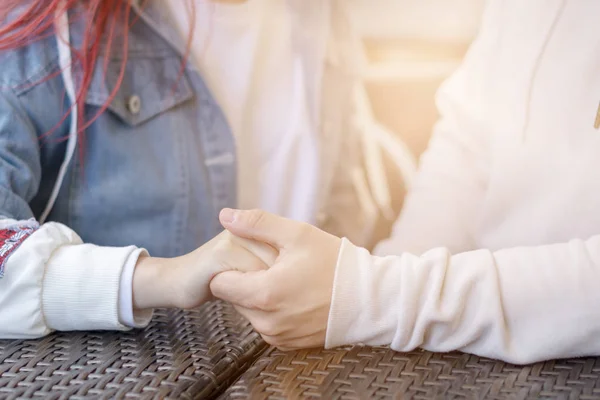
[0,89,151,339]
[0,89,41,221]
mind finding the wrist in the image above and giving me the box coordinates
[132,256,178,310]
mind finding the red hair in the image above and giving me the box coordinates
[0,0,138,156]
[0,1,195,163]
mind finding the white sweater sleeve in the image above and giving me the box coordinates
[0,83,152,338]
[327,237,600,365]
[0,219,152,339]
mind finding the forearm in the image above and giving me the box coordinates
[328,236,600,364]
[0,220,154,338]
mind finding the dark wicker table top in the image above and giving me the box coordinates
[0,301,267,400]
[222,346,600,400]
[4,304,600,400]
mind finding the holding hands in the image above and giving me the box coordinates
[132,228,278,311]
[131,208,342,351]
[210,208,342,350]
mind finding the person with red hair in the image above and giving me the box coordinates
[0,0,373,338]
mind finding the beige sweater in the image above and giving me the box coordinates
[326,0,600,365]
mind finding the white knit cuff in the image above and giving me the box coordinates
[119,249,153,328]
[42,244,139,332]
[326,238,362,349]
[325,238,400,349]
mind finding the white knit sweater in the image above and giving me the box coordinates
[326,0,600,364]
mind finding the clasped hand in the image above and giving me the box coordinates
[132,208,341,350]
[210,208,341,350]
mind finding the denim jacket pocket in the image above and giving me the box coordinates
[85,55,194,127]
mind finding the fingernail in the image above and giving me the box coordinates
[220,208,237,224]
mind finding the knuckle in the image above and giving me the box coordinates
[256,318,281,337]
[209,274,228,298]
[212,240,228,257]
[211,232,233,255]
[243,209,266,229]
[262,334,284,348]
[261,334,275,346]
[254,287,276,310]
[290,222,312,245]
[220,231,236,248]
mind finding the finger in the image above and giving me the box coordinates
[213,234,271,274]
[231,304,258,325]
[231,304,287,335]
[230,302,326,341]
[223,245,270,273]
[210,269,270,309]
[219,208,308,249]
[230,235,278,266]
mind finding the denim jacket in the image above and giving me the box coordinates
[2,1,237,257]
[0,0,376,338]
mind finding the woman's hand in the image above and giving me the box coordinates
[210,209,342,350]
[132,230,278,310]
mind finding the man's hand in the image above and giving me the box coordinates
[133,230,278,310]
[210,208,342,350]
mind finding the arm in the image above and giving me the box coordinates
[210,209,600,365]
[328,236,600,365]
[375,1,503,256]
[0,88,278,339]
[327,3,597,363]
[0,220,150,338]
[0,88,153,338]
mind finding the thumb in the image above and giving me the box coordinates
[210,269,270,309]
[219,208,307,250]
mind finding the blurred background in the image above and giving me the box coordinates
[348,0,486,247]
[351,0,485,156]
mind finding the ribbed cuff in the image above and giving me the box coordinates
[326,238,362,349]
[42,244,139,332]
[119,249,153,328]
[325,238,399,349]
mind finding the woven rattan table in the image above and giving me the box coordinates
[222,347,600,400]
[0,301,267,400]
[4,307,600,400]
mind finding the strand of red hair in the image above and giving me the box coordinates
[0,0,132,163]
[0,0,195,165]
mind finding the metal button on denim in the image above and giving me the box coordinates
[127,95,142,115]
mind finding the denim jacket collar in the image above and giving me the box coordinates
[130,0,189,61]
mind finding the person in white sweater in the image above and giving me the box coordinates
[210,0,600,364]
